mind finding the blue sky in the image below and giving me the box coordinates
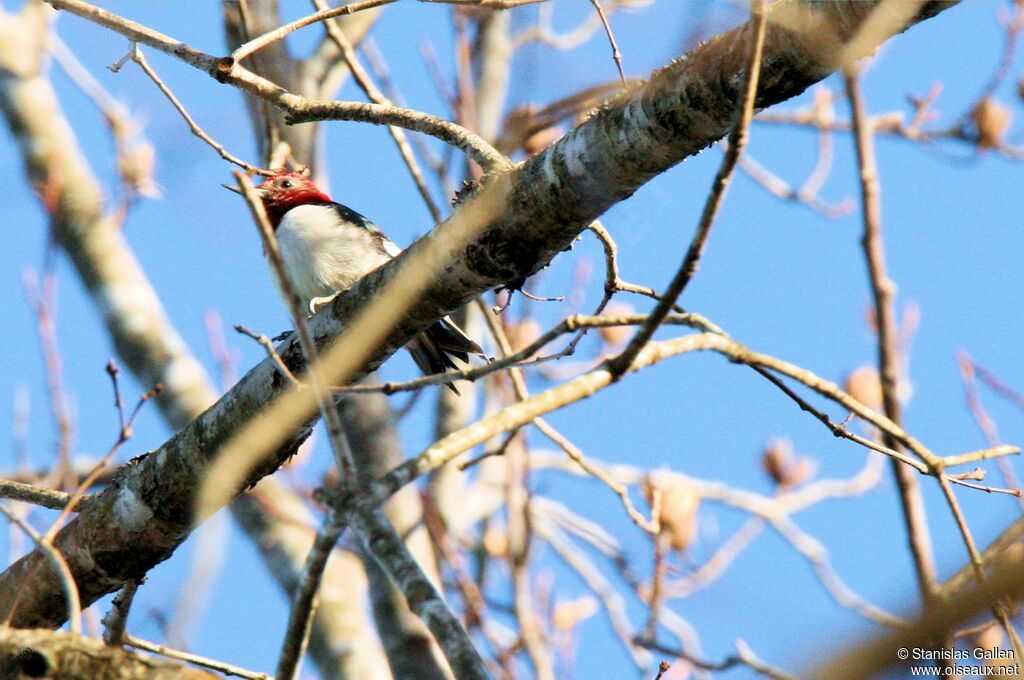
[2,1,1023,678]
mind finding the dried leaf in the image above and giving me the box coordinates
[971,97,1011,149]
[599,302,636,347]
[644,474,700,552]
[761,438,817,489]
[845,365,883,411]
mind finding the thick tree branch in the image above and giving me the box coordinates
[0,628,218,679]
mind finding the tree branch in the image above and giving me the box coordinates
[0,628,219,679]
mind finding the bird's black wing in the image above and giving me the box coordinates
[328,202,401,258]
[325,202,484,392]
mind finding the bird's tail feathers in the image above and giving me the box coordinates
[407,316,484,395]
[429,315,484,361]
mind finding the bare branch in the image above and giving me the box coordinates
[118,43,271,175]
[845,65,939,604]
[231,0,398,63]
[0,503,81,636]
[0,479,81,512]
[101,579,138,646]
[45,0,507,171]
[125,634,270,679]
[275,516,346,680]
[588,0,627,87]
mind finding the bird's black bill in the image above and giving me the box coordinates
[221,183,244,195]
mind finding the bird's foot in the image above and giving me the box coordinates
[308,291,342,316]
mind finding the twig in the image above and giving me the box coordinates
[231,0,397,62]
[367,40,456,196]
[421,499,499,644]
[940,445,1020,469]
[42,363,161,543]
[102,578,139,645]
[1,360,156,633]
[735,640,795,680]
[756,372,1015,494]
[845,66,939,606]
[44,0,508,172]
[336,308,1016,477]
[375,320,1021,529]
[0,369,160,637]
[588,0,627,87]
[0,503,81,635]
[125,633,271,679]
[749,366,926,473]
[643,531,668,641]
[118,43,271,175]
[664,517,765,597]
[737,153,854,218]
[756,108,1024,162]
[586,220,694,318]
[420,0,549,7]
[538,451,898,627]
[956,351,1024,509]
[638,637,795,679]
[332,312,716,394]
[849,62,1023,660]
[536,420,658,534]
[235,324,301,387]
[512,0,652,51]
[48,32,158,203]
[275,515,346,680]
[457,429,519,470]
[972,362,1024,411]
[311,0,443,222]
[0,479,80,511]
[771,516,906,627]
[534,508,650,669]
[346,505,490,679]
[947,478,1021,497]
[23,269,74,490]
[959,0,1023,121]
[203,310,240,391]
[935,476,1024,661]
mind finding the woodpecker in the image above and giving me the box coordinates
[225,172,482,393]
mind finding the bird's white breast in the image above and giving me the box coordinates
[275,204,393,305]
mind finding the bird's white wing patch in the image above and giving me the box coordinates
[381,237,403,258]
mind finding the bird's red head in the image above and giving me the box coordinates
[253,172,332,228]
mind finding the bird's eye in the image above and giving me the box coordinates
[281,180,293,189]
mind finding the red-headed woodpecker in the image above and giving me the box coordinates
[225,172,483,392]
